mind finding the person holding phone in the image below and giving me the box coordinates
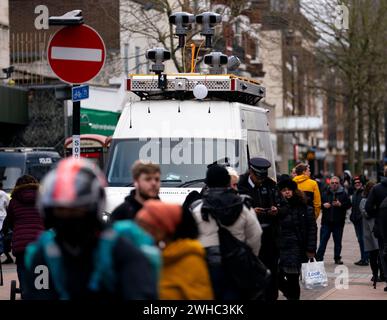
[238,157,280,301]
[316,176,352,264]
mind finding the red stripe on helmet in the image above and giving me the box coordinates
[52,158,83,203]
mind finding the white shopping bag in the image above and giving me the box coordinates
[301,258,328,289]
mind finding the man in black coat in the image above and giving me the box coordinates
[238,157,280,301]
[110,160,161,222]
[365,168,387,235]
[316,176,352,264]
[277,177,317,300]
[365,167,387,290]
[350,176,369,266]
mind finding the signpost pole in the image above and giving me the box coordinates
[384,105,387,165]
[47,17,105,160]
[72,85,81,159]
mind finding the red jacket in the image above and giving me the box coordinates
[6,183,44,255]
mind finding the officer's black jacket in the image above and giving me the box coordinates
[238,172,280,227]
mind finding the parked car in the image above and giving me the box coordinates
[0,148,61,193]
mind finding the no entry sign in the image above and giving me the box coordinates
[48,24,106,84]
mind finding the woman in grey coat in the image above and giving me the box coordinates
[359,181,381,288]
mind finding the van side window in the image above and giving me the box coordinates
[247,130,265,157]
[247,130,275,179]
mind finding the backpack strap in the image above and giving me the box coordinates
[88,227,118,293]
[190,199,203,211]
[239,194,253,209]
[25,230,70,300]
[207,210,224,230]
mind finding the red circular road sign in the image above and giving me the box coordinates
[48,24,106,84]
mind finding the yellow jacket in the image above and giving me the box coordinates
[160,239,214,300]
[293,175,321,219]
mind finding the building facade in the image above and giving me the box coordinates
[254,0,324,174]
[0,0,10,71]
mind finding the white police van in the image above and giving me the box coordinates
[104,72,275,214]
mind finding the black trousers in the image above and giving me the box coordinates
[278,269,300,300]
[15,252,28,299]
[368,250,380,279]
[378,238,387,281]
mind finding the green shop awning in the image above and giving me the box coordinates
[80,108,120,136]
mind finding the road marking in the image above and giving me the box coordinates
[316,287,337,300]
[326,272,371,279]
[51,47,102,62]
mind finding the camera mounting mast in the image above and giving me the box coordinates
[145,47,171,89]
[196,12,222,48]
[138,11,264,106]
[169,12,195,48]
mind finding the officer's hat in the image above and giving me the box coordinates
[249,157,271,178]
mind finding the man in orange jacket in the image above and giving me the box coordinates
[293,163,322,219]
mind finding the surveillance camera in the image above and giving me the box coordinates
[2,66,14,74]
[227,56,241,72]
[204,52,228,74]
[196,12,222,48]
[145,47,171,74]
[196,12,222,30]
[2,66,14,79]
[169,12,195,48]
[49,10,84,26]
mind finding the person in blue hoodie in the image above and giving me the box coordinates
[24,158,159,300]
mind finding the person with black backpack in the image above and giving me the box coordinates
[190,165,268,300]
[277,177,317,300]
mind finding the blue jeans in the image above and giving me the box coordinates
[316,224,344,261]
[353,219,369,261]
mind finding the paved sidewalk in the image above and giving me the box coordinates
[0,261,17,300]
[298,219,387,300]
[1,219,387,300]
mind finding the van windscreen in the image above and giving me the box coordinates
[26,156,61,182]
[107,138,240,187]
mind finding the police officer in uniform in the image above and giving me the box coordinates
[238,157,280,301]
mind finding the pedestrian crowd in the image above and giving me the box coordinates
[1,156,387,300]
